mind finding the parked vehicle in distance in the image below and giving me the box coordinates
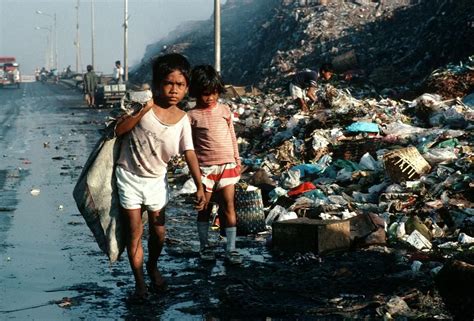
[0,56,21,89]
[95,83,127,108]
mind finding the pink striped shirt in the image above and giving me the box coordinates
[187,103,239,166]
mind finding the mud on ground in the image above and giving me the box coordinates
[127,195,451,320]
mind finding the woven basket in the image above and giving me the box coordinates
[383,147,431,182]
[219,188,265,236]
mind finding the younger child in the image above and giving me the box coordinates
[114,53,205,301]
[187,65,242,265]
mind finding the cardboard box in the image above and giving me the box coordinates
[272,217,350,254]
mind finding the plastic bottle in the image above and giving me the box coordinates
[210,204,220,231]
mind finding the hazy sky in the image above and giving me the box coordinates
[0,0,221,74]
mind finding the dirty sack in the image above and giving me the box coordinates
[73,124,125,263]
[73,91,150,263]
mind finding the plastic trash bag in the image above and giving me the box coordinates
[286,114,307,130]
[346,121,379,133]
[269,187,288,203]
[276,211,298,222]
[280,169,301,189]
[265,205,287,228]
[359,152,380,171]
[336,168,353,182]
[422,148,457,166]
[382,121,426,138]
[462,93,474,108]
[311,132,330,150]
[177,178,197,195]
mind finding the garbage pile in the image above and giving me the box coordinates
[172,57,474,251]
[169,57,474,318]
[131,0,474,94]
[230,62,473,252]
[263,0,474,90]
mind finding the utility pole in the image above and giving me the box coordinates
[45,35,51,70]
[54,13,58,70]
[91,0,95,69]
[35,26,53,69]
[124,0,129,82]
[36,9,58,70]
[74,0,82,73]
[214,0,221,74]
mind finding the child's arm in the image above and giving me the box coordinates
[115,102,153,136]
[184,150,206,211]
[228,111,241,167]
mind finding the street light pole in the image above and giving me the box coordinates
[214,0,221,75]
[54,13,58,70]
[35,26,53,70]
[74,0,82,73]
[45,34,51,69]
[36,10,58,70]
[124,0,129,82]
[91,0,95,69]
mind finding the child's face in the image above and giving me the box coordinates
[196,90,219,108]
[157,70,188,106]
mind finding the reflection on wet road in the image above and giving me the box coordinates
[0,82,129,320]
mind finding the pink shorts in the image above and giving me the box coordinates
[201,162,240,193]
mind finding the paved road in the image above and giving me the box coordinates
[0,82,131,320]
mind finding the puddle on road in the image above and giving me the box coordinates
[0,168,29,254]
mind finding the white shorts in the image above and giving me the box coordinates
[289,82,306,100]
[115,166,169,212]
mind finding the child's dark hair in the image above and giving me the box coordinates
[320,63,334,73]
[152,53,191,91]
[188,65,225,98]
[86,64,93,72]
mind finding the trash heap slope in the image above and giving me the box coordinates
[130,0,473,91]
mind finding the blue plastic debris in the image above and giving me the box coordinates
[346,122,380,133]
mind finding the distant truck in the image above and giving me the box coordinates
[0,56,21,88]
[95,83,127,108]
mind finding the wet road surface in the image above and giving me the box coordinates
[0,81,272,320]
[0,82,128,320]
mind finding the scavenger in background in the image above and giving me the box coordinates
[289,63,334,112]
[113,60,124,84]
[114,53,205,302]
[187,65,243,265]
[83,64,98,108]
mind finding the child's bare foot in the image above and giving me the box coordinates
[126,288,149,305]
[146,262,168,293]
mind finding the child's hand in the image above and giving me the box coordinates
[194,188,206,211]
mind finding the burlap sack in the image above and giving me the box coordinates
[73,125,125,263]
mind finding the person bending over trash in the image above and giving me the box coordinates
[114,53,205,303]
[289,63,334,112]
[187,65,243,265]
